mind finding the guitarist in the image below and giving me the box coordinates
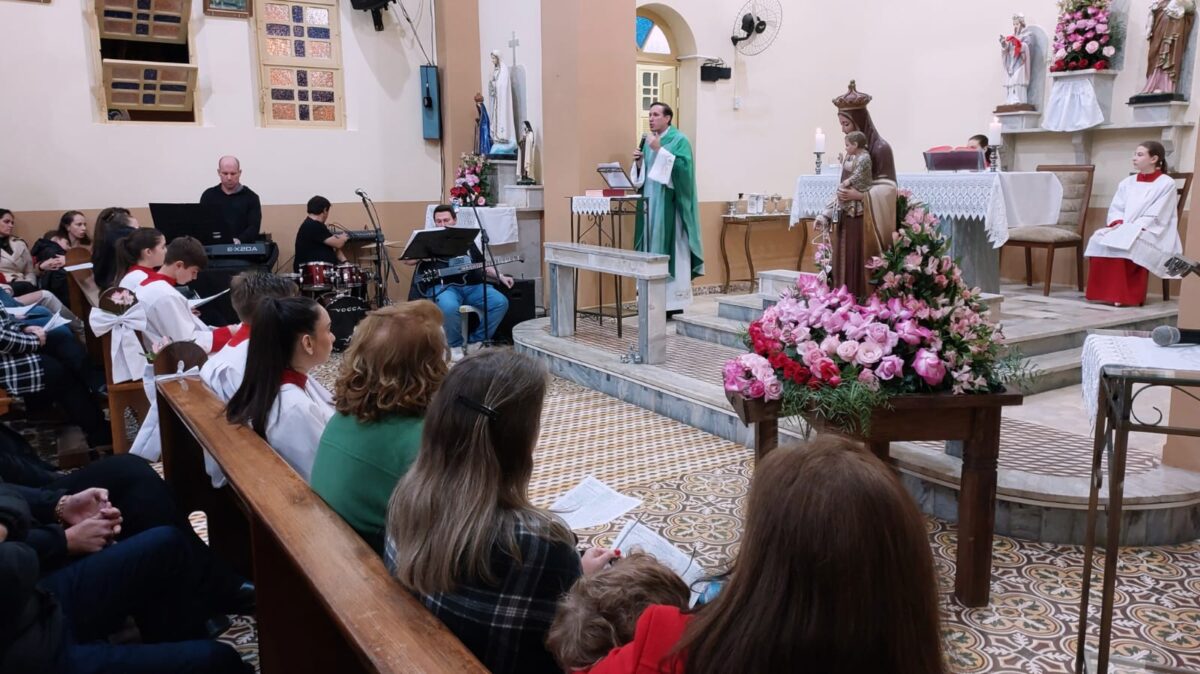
[406,205,512,353]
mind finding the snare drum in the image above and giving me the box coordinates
[334,263,364,288]
[300,261,335,290]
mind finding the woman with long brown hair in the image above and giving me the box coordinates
[311,300,449,554]
[583,437,946,674]
[385,350,614,674]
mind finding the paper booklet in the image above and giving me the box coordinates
[41,312,72,332]
[611,519,708,606]
[550,476,642,531]
[63,262,94,272]
[3,305,35,317]
[187,289,229,310]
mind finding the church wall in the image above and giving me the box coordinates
[0,0,442,214]
[641,0,1200,289]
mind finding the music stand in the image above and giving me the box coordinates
[596,162,635,189]
[148,203,230,245]
[399,227,480,260]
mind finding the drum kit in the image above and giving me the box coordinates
[285,261,374,351]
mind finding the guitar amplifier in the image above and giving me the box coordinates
[494,279,536,344]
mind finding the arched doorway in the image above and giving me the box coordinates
[635,10,678,141]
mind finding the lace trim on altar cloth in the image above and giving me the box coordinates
[572,196,613,215]
[1080,334,1200,422]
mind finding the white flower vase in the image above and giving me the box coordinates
[1042,70,1119,132]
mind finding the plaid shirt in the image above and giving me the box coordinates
[0,310,42,395]
[386,518,582,674]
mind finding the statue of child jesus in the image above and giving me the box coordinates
[816,131,873,228]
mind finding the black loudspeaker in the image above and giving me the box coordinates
[191,259,268,326]
[700,63,732,81]
[494,279,536,344]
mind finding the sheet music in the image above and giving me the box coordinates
[41,312,72,332]
[550,476,641,530]
[63,262,94,272]
[187,289,229,310]
[611,520,707,605]
[3,305,35,317]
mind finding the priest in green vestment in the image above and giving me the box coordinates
[632,101,704,313]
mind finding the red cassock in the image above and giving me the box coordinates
[1085,256,1148,306]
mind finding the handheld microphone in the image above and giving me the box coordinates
[1151,325,1200,347]
[355,188,368,199]
[638,133,648,153]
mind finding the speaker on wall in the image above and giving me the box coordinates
[420,64,441,140]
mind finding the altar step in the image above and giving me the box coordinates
[514,317,1200,546]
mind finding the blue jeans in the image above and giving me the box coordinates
[424,283,509,347]
[39,526,249,674]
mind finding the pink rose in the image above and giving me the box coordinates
[857,368,880,390]
[764,380,783,400]
[1096,23,1108,34]
[836,340,859,362]
[876,355,903,381]
[820,335,841,355]
[913,348,947,387]
[1085,41,1099,54]
[855,340,884,366]
[747,380,766,399]
[813,357,839,382]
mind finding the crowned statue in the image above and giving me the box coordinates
[998,13,1036,111]
[829,81,897,301]
[488,51,518,157]
[1133,0,1196,101]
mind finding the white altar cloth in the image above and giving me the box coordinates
[1081,334,1200,415]
[789,172,1063,248]
[424,205,518,245]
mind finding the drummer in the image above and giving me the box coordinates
[294,195,349,273]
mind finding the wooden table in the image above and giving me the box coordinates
[729,390,1024,607]
[720,214,807,293]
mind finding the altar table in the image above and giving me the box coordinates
[789,172,1063,293]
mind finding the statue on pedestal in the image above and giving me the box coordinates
[473,93,492,156]
[997,14,1036,111]
[517,121,537,185]
[488,51,518,157]
[1132,0,1196,102]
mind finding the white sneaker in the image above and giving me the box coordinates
[450,346,465,362]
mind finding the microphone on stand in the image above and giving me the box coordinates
[355,188,368,199]
[1151,325,1200,347]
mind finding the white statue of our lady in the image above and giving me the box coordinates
[1000,14,1033,105]
[488,51,517,153]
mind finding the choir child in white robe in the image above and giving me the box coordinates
[115,227,167,291]
[1084,141,1183,306]
[225,296,335,483]
[120,235,235,353]
[200,272,298,487]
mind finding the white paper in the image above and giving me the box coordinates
[63,262,94,272]
[3,305,35,317]
[611,520,707,605]
[41,312,71,332]
[550,476,641,530]
[187,288,229,310]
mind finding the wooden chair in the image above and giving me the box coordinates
[153,341,208,376]
[64,248,102,365]
[95,287,150,454]
[1001,164,1095,296]
[1149,172,1192,303]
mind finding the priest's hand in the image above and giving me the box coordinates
[633,149,643,164]
[648,132,662,151]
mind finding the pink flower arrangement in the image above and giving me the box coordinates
[727,194,1019,435]
[1049,0,1122,72]
[450,153,490,207]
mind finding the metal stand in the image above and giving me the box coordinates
[567,195,645,338]
[989,145,1001,172]
[357,190,399,307]
[814,151,824,175]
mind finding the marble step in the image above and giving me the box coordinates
[674,313,748,349]
[716,294,770,322]
[1016,347,1084,395]
[1000,312,1174,358]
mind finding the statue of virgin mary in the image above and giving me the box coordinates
[488,50,517,154]
[831,80,897,301]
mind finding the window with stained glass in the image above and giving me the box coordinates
[96,0,189,44]
[102,60,197,110]
[255,0,343,127]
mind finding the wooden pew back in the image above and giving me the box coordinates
[156,378,486,674]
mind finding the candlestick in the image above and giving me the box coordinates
[814,152,824,175]
[814,128,826,153]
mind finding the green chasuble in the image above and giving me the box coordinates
[634,126,704,280]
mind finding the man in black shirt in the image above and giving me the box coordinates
[293,195,347,273]
[407,205,512,351]
[199,156,262,244]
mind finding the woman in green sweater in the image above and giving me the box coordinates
[311,300,449,554]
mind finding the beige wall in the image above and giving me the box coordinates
[436,0,481,196]
[0,0,443,210]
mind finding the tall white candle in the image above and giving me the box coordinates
[988,117,1003,142]
[814,128,826,153]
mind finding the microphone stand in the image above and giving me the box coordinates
[358,191,399,307]
[465,199,495,347]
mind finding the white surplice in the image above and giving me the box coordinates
[265,376,334,483]
[1084,173,1182,277]
[128,273,231,353]
[198,326,251,487]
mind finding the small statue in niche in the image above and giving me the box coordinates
[1133,0,1196,101]
[998,13,1036,111]
[517,121,537,185]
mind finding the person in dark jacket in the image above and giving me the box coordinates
[0,485,251,673]
[31,232,69,307]
[91,211,138,290]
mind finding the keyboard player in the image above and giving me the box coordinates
[293,195,348,272]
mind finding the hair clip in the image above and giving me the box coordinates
[456,395,499,421]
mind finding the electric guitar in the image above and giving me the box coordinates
[415,254,523,293]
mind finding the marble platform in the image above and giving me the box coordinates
[514,279,1199,545]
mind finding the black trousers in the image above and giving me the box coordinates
[24,328,109,448]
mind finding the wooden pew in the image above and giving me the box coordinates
[156,378,486,674]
